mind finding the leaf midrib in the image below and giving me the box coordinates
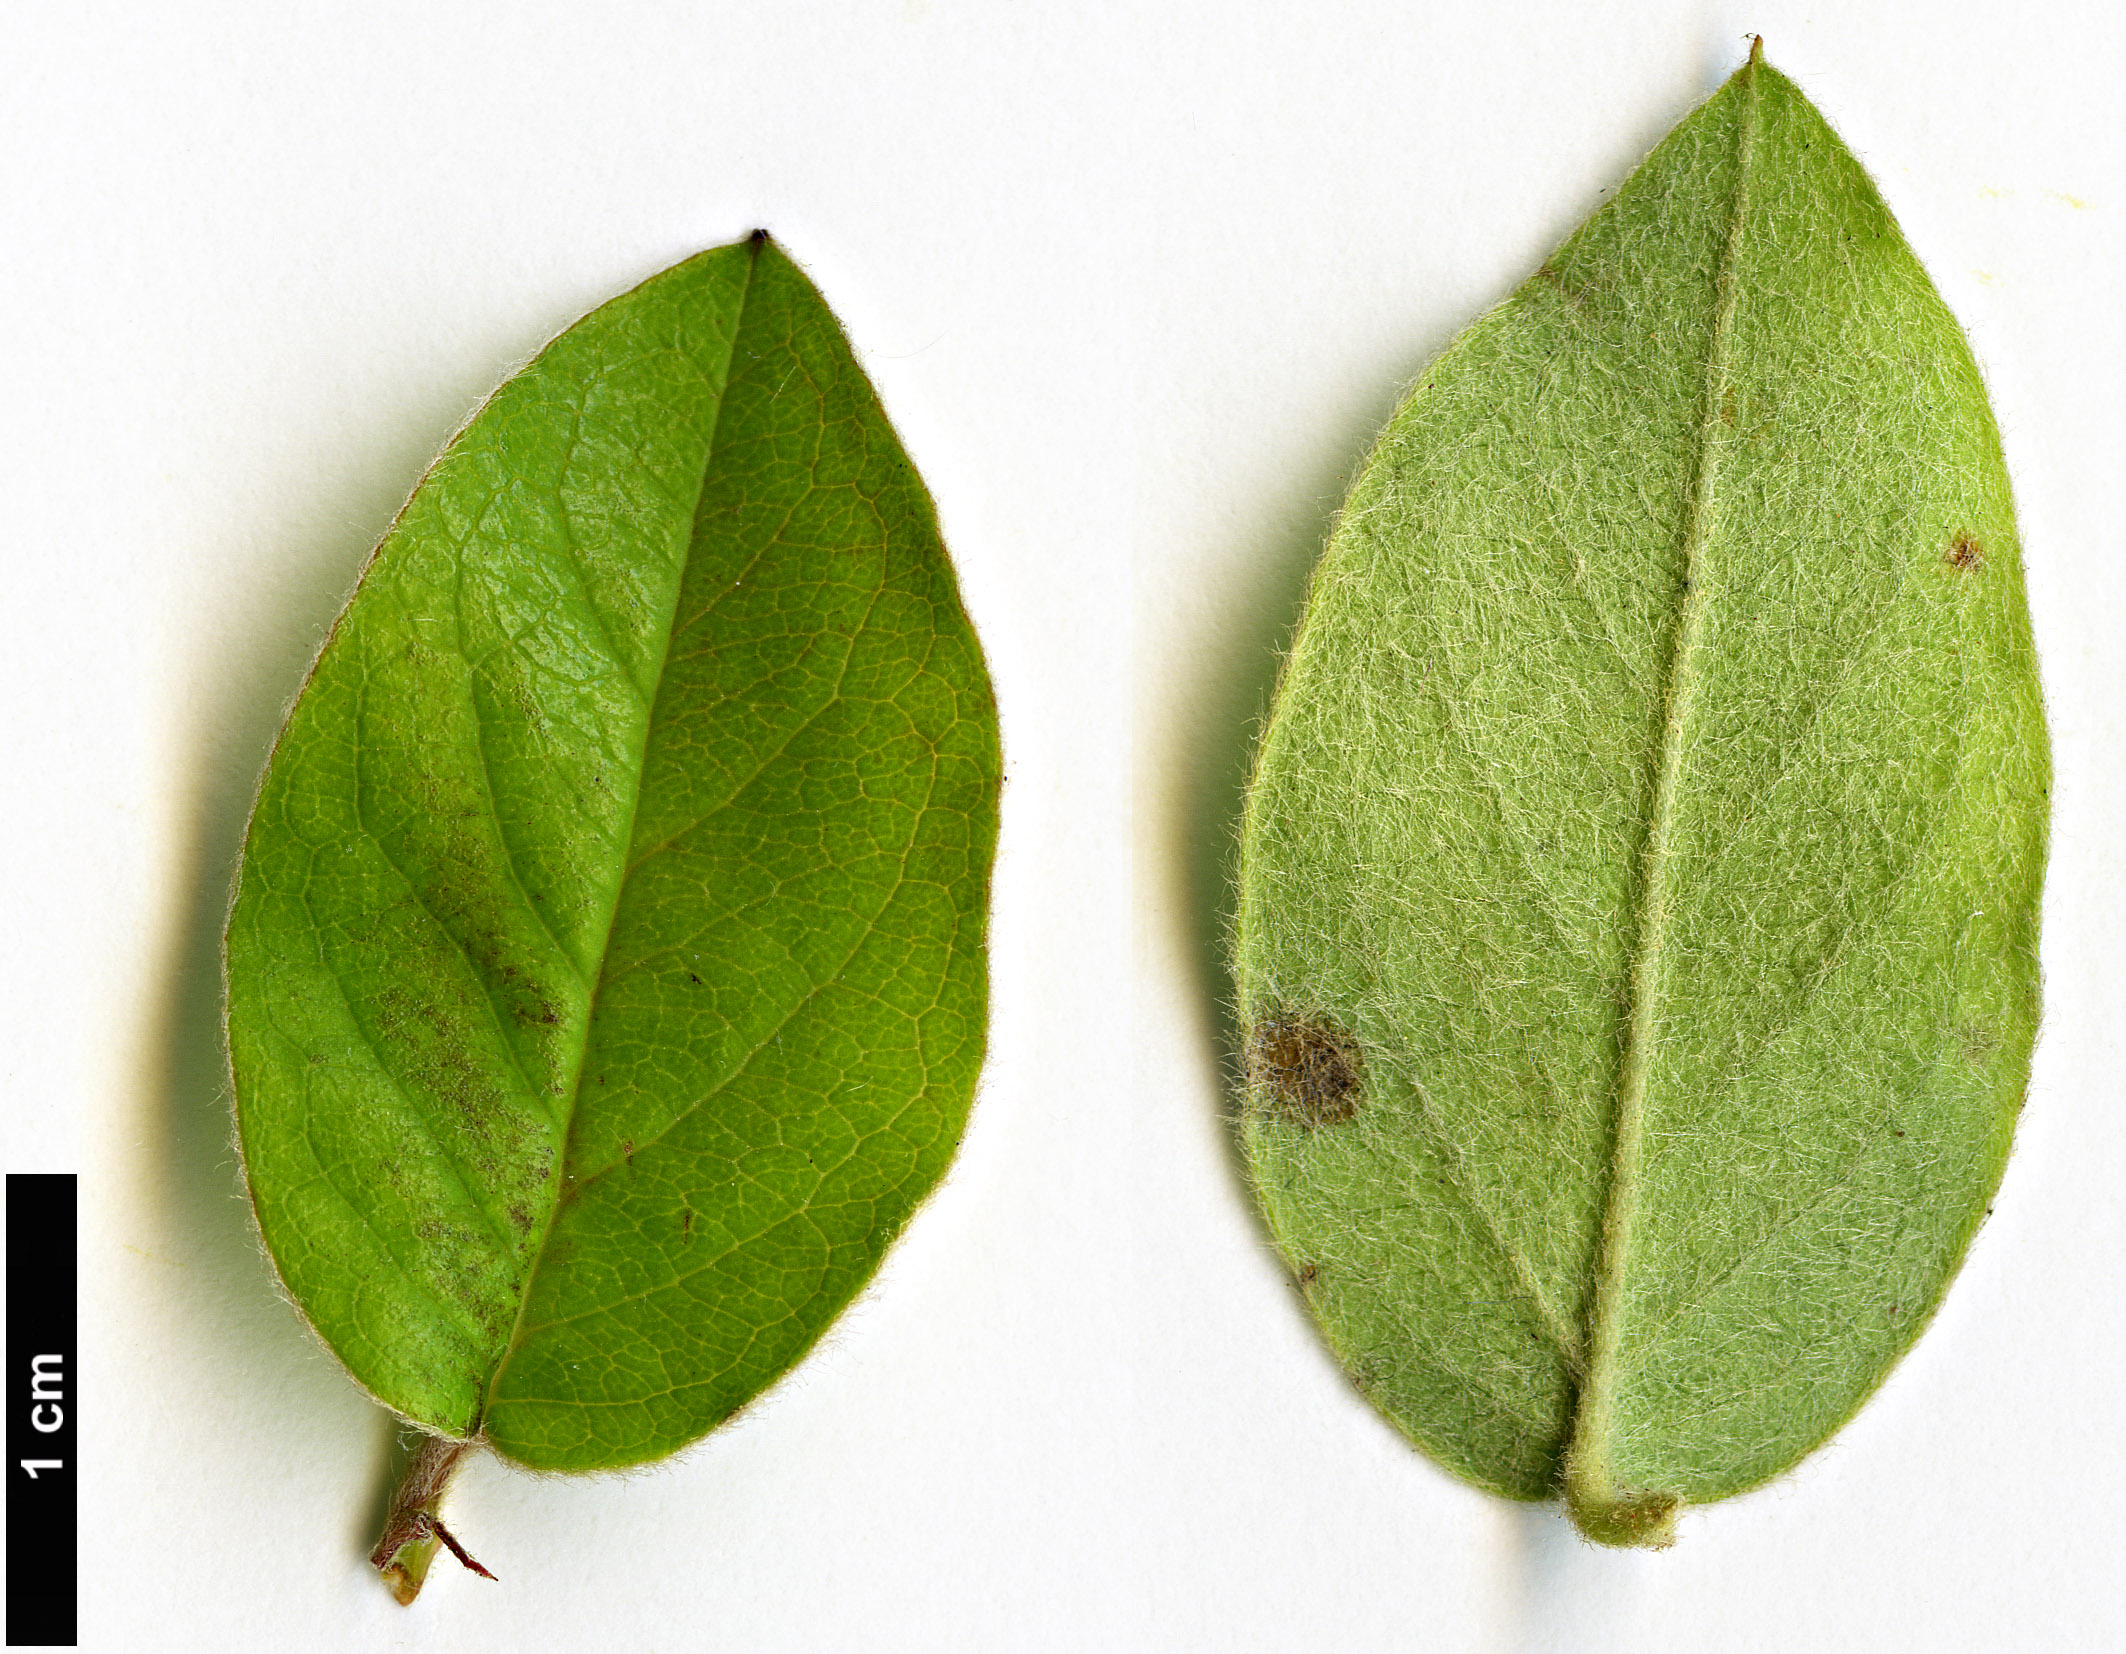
[1565,55,1764,1507]
[472,237,764,1434]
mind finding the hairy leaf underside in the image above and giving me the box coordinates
[227,237,999,1472]
[1235,49,2047,1544]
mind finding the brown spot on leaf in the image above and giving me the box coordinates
[1947,531,1983,572]
[1247,1013,1363,1128]
[1297,1263,1318,1286]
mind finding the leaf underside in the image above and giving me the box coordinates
[1235,50,2046,1541]
[227,236,999,1472]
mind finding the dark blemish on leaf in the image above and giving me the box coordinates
[409,1214,510,1332]
[375,987,501,1130]
[749,227,770,246]
[391,798,572,1094]
[1947,531,1983,572]
[1246,1013,1364,1129]
[507,1203,533,1233]
[1297,1263,1318,1286]
[622,1139,635,1166]
[371,975,556,1241]
[688,972,705,986]
[1536,260,1599,312]
[681,1206,694,1241]
[1893,1130,1905,1138]
[498,668,548,738]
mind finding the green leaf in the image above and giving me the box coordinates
[226,235,999,1567]
[1234,44,2047,1548]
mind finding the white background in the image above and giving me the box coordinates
[2,2,2120,1649]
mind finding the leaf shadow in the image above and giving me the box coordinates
[1154,350,1435,1238]
[134,639,304,1319]
[1492,1501,1627,1654]
[1169,458,1348,1131]
[358,1415,416,1559]
[126,394,474,1432]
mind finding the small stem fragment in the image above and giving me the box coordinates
[370,1433,490,1604]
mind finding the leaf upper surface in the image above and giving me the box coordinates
[227,237,1000,1471]
[1234,51,2046,1538]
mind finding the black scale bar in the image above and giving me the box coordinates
[7,1175,76,1649]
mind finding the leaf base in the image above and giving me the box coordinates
[1566,1486,1681,1550]
[369,1432,490,1604]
